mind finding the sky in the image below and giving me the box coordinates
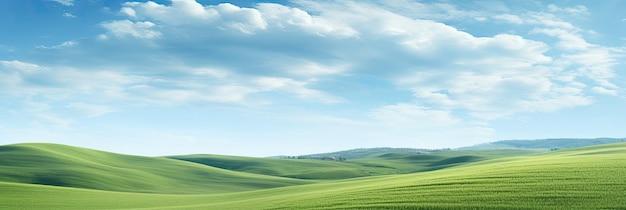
[0,0,625,157]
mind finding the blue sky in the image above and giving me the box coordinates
[1,0,625,157]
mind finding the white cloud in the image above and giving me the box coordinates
[286,61,349,77]
[369,104,459,128]
[121,0,218,25]
[211,3,268,34]
[253,76,344,103]
[493,14,523,24]
[23,100,74,128]
[117,1,357,37]
[50,0,73,6]
[1,60,45,73]
[120,7,136,17]
[531,28,591,50]
[256,3,358,37]
[591,87,618,96]
[547,4,588,15]
[63,13,76,18]
[527,15,622,91]
[66,103,116,118]
[119,1,268,34]
[100,20,161,39]
[398,69,582,119]
[0,59,343,107]
[37,41,77,49]
[0,60,142,100]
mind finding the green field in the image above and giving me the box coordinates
[1,142,625,209]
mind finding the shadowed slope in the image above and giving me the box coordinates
[0,143,311,194]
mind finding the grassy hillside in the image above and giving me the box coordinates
[168,149,538,179]
[0,143,311,194]
[3,143,625,209]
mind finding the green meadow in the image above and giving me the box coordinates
[1,142,625,209]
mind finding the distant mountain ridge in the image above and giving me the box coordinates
[458,138,626,150]
[294,138,626,159]
[284,147,440,160]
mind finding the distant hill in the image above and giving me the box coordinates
[457,138,626,150]
[287,147,438,160]
[288,138,626,159]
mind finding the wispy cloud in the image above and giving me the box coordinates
[547,4,588,15]
[63,12,76,18]
[23,100,74,128]
[37,41,77,49]
[369,103,459,128]
[66,103,116,118]
[50,0,74,6]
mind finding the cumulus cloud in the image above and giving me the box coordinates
[119,1,268,34]
[115,1,357,37]
[256,3,358,37]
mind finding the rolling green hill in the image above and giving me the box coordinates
[0,143,311,194]
[2,142,625,209]
[168,149,538,179]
